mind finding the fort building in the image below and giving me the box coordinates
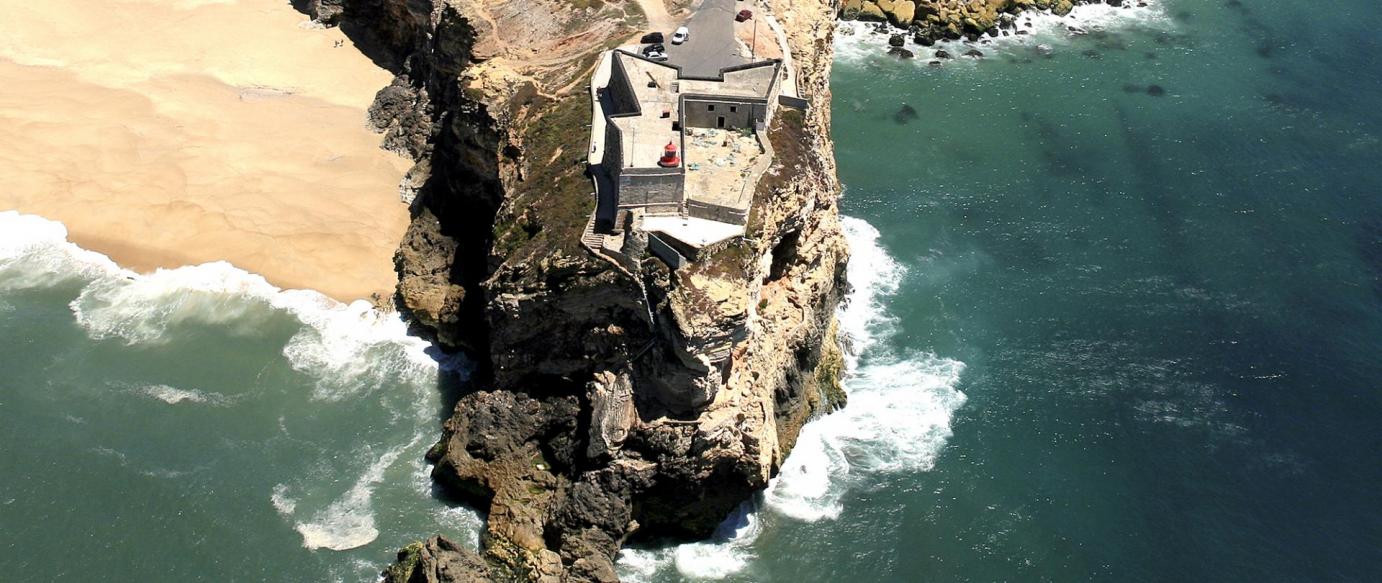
[583,49,785,270]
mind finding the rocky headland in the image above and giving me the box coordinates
[841,0,1151,45]
[298,0,847,580]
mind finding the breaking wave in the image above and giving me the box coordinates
[765,217,966,521]
[617,217,967,580]
[834,1,1172,64]
[617,501,760,582]
[292,436,420,551]
[0,211,439,401]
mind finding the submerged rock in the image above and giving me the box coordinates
[1146,84,1167,96]
[889,46,916,59]
[894,103,920,124]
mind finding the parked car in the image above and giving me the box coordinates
[736,9,753,22]
[641,44,668,61]
[640,32,664,44]
[671,26,690,45]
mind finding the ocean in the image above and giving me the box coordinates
[3,0,1380,580]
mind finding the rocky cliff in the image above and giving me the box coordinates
[299,1,848,580]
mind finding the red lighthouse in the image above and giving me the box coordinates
[657,141,680,168]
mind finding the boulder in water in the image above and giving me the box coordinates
[889,46,916,59]
[889,34,906,47]
[935,49,952,59]
[858,1,886,22]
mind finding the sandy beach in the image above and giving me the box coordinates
[0,0,411,301]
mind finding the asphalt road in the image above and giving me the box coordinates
[661,0,748,78]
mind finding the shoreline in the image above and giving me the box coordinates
[0,1,410,302]
[838,0,1161,59]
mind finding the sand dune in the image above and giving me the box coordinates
[0,0,410,301]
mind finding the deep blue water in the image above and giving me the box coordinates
[747,0,1381,580]
[3,0,1380,581]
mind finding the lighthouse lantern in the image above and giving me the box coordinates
[657,141,681,168]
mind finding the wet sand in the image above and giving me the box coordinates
[0,0,410,301]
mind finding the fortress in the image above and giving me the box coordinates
[584,48,793,269]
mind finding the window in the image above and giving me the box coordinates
[708,104,716,112]
[730,106,738,113]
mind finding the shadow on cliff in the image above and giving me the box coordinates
[289,0,412,73]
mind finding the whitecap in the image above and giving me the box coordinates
[271,483,298,516]
[616,501,760,582]
[765,355,966,521]
[0,212,442,401]
[765,217,967,522]
[834,1,1172,64]
[138,383,228,406]
[294,436,420,551]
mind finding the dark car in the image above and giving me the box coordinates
[641,32,664,44]
[642,44,668,61]
[736,9,753,22]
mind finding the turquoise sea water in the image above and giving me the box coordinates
[627,0,1381,580]
[0,214,479,581]
[4,0,1381,580]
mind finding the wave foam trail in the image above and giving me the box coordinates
[0,212,442,400]
[139,384,228,406]
[765,216,966,521]
[617,501,761,582]
[294,436,420,551]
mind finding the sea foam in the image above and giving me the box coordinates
[0,211,441,401]
[616,217,967,580]
[834,1,1171,64]
[617,501,760,582]
[293,436,419,551]
[139,383,229,406]
[765,217,966,521]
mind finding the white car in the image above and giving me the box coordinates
[671,26,690,45]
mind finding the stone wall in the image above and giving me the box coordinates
[606,55,640,115]
[682,96,768,130]
[616,167,683,208]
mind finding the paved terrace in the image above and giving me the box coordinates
[684,128,763,216]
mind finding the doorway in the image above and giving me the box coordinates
[717,116,726,129]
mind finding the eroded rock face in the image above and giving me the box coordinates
[305,1,850,580]
[842,0,1114,42]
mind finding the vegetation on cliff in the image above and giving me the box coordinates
[303,1,851,580]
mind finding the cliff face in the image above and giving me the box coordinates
[303,1,848,580]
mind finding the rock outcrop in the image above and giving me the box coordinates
[302,1,848,581]
[840,0,1134,42]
